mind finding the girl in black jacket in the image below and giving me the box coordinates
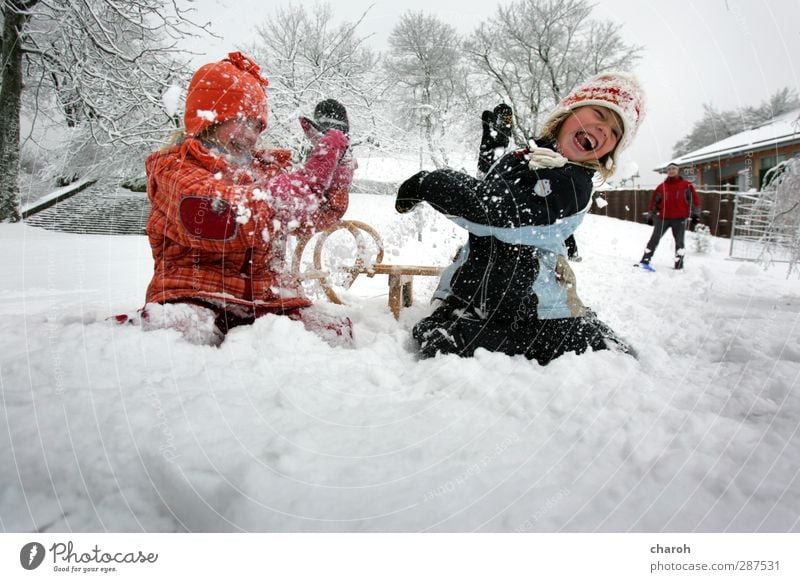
[396,73,645,364]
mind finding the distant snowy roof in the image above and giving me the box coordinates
[656,108,800,170]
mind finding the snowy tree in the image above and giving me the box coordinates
[760,157,800,276]
[673,88,800,157]
[465,0,641,143]
[247,3,388,156]
[0,2,31,221]
[384,11,466,169]
[0,0,205,222]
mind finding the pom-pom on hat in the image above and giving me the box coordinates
[551,72,645,153]
[184,52,269,138]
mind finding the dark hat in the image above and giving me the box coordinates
[667,162,679,169]
[313,99,349,135]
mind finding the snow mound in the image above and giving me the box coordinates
[2,194,799,532]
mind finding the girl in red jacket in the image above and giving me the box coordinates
[142,52,353,345]
[638,163,701,270]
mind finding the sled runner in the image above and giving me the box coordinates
[292,219,444,319]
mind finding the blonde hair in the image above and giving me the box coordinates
[161,124,277,157]
[160,125,222,152]
[537,107,624,182]
[161,129,187,151]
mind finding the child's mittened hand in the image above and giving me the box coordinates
[300,116,324,144]
[300,118,351,147]
[396,171,429,213]
[481,110,497,143]
[330,154,356,189]
[316,129,349,154]
[301,99,350,144]
[527,147,568,170]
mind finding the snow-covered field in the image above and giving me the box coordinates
[1,192,799,532]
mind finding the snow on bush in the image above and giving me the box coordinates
[761,157,800,275]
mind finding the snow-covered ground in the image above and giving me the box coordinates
[2,192,799,532]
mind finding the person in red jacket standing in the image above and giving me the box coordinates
[142,52,354,345]
[637,162,701,270]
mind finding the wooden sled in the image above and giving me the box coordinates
[292,220,444,319]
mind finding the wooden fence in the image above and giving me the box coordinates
[589,189,738,238]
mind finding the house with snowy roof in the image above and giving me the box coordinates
[656,108,800,191]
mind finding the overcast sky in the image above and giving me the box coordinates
[186,0,800,185]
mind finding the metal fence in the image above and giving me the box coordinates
[729,190,795,263]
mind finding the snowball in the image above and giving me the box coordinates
[161,85,182,117]
[196,109,217,122]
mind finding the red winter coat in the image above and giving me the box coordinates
[145,130,351,311]
[649,175,701,220]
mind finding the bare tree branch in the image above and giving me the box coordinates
[248,2,388,154]
[0,0,212,221]
[465,0,641,141]
[384,11,464,168]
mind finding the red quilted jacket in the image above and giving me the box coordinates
[145,130,351,311]
[649,175,701,220]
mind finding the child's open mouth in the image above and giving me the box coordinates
[574,130,597,152]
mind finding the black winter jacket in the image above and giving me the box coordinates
[402,147,595,321]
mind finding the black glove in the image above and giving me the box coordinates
[492,103,513,145]
[395,171,429,214]
[481,110,496,133]
[690,215,699,229]
[646,212,655,226]
[300,99,350,143]
[478,110,498,174]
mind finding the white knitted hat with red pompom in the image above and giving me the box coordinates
[553,72,645,154]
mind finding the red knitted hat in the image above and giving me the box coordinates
[184,52,269,138]
[553,72,645,153]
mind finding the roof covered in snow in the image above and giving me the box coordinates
[656,108,800,171]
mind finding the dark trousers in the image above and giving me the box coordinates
[565,234,579,259]
[167,298,301,334]
[412,298,634,365]
[641,218,686,268]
